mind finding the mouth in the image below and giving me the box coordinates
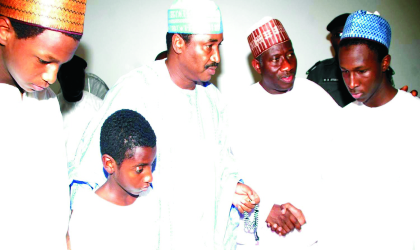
[31,84,45,91]
[351,92,363,99]
[280,75,294,84]
[140,185,150,191]
[206,66,217,75]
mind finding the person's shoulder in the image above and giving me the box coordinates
[306,58,335,74]
[72,189,97,210]
[394,90,420,108]
[294,78,341,108]
[113,60,164,89]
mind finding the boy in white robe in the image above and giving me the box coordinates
[318,10,420,249]
[0,1,86,249]
[68,109,159,250]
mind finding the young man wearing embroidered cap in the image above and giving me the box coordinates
[71,0,259,249]
[0,1,86,249]
[318,10,420,249]
[226,16,340,249]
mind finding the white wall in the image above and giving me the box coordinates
[76,0,420,100]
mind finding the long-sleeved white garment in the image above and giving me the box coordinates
[318,90,420,250]
[71,60,240,249]
[0,83,69,250]
[226,79,340,249]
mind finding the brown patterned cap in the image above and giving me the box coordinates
[247,16,290,58]
[0,0,86,35]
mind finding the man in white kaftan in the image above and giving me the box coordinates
[227,17,340,249]
[71,1,259,249]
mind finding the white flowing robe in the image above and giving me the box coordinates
[71,60,240,249]
[226,79,340,249]
[0,84,69,250]
[318,90,420,250]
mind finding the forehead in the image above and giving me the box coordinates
[339,44,378,66]
[263,40,294,57]
[14,29,78,62]
[190,33,223,43]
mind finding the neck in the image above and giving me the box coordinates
[165,53,196,90]
[95,178,137,206]
[364,78,397,108]
[259,81,292,95]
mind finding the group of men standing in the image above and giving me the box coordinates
[0,0,419,250]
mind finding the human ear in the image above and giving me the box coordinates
[102,154,116,175]
[0,16,12,46]
[381,54,391,72]
[252,58,262,74]
[172,34,185,54]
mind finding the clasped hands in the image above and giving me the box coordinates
[266,203,306,236]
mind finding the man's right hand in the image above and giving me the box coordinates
[265,203,306,236]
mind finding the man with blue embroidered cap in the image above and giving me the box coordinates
[0,0,86,249]
[226,16,340,249]
[319,10,420,249]
[71,0,259,249]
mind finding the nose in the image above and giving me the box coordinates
[143,167,153,183]
[348,72,359,90]
[211,47,221,64]
[280,57,291,72]
[42,64,59,85]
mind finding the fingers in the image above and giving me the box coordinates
[237,204,244,214]
[400,85,408,92]
[286,210,302,230]
[281,203,306,226]
[249,190,260,205]
[411,90,418,96]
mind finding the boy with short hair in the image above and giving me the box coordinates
[68,109,159,250]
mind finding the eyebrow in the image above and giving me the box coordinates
[208,38,223,43]
[42,55,60,63]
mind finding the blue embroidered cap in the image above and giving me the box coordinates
[341,10,391,49]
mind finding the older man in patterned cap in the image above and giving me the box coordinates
[0,0,86,249]
[226,16,340,249]
[319,10,420,249]
[71,0,259,249]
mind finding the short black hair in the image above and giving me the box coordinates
[100,109,157,166]
[339,38,388,63]
[9,18,82,41]
[166,32,192,52]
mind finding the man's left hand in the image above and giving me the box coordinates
[232,183,260,213]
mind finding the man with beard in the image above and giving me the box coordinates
[71,0,259,249]
[227,16,340,249]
